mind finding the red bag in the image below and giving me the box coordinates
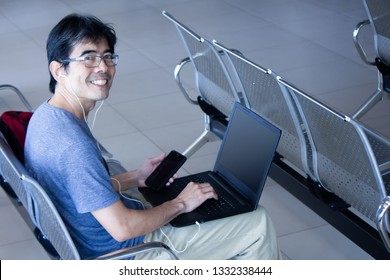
[0,111,33,164]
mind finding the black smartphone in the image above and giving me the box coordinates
[145,150,187,191]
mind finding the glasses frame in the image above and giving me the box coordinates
[61,54,119,68]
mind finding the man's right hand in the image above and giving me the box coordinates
[176,182,218,213]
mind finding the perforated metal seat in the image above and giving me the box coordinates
[0,133,33,214]
[279,78,390,253]
[163,11,246,157]
[214,41,314,179]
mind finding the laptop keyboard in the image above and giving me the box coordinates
[171,173,241,215]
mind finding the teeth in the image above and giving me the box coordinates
[92,80,107,86]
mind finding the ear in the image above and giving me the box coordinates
[49,60,66,81]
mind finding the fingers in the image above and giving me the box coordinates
[150,153,166,166]
[188,182,218,200]
[165,173,178,186]
[178,182,218,212]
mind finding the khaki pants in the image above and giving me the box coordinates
[136,206,281,260]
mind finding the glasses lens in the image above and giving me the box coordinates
[81,55,118,67]
[104,55,118,66]
[83,56,100,68]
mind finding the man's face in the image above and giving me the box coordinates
[63,38,116,103]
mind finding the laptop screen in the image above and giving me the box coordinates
[214,103,281,206]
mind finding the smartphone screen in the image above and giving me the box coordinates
[145,150,186,191]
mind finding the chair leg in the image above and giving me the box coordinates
[182,129,219,158]
[352,88,385,119]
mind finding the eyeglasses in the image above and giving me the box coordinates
[61,54,119,68]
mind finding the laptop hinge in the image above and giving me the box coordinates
[209,172,247,205]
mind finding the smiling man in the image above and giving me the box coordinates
[24,13,281,260]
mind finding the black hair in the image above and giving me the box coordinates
[46,13,117,93]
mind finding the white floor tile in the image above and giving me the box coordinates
[0,198,35,246]
[260,181,328,237]
[0,239,50,260]
[278,224,374,260]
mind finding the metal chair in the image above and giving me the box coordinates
[279,77,390,253]
[352,0,390,119]
[0,135,178,260]
[0,85,178,259]
[163,11,247,157]
[214,41,315,180]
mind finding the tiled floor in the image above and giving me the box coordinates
[0,0,387,260]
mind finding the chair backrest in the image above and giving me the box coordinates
[281,78,388,222]
[0,133,80,260]
[24,174,81,260]
[0,134,32,211]
[363,0,390,65]
[163,11,244,117]
[214,41,315,178]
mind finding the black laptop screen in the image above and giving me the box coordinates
[214,103,281,205]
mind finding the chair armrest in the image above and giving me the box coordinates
[376,197,390,251]
[174,57,198,105]
[97,142,113,158]
[353,19,376,66]
[105,158,127,176]
[0,84,33,112]
[93,241,178,260]
[174,49,245,106]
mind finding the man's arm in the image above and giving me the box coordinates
[92,182,217,242]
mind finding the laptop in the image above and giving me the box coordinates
[139,102,281,227]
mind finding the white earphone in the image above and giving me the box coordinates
[58,71,104,131]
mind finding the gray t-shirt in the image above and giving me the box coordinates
[24,100,144,259]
